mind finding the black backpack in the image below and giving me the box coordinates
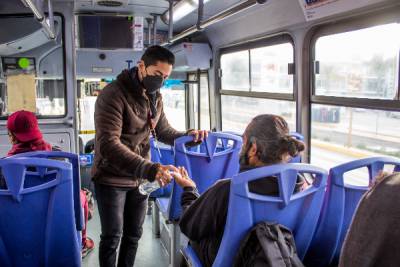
[234,222,305,267]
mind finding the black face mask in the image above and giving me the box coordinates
[142,74,163,94]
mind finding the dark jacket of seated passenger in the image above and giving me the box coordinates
[179,167,306,267]
[339,172,400,267]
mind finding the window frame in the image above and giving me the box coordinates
[0,13,68,119]
[310,17,400,112]
[187,71,211,130]
[308,13,400,165]
[219,34,296,102]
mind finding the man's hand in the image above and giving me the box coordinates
[155,165,178,187]
[171,167,197,188]
[188,130,208,142]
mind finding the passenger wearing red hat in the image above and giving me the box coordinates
[6,110,52,156]
[5,110,95,258]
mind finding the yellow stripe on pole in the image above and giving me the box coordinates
[79,130,96,135]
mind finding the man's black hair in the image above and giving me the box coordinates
[141,45,175,66]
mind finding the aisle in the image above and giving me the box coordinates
[82,203,169,267]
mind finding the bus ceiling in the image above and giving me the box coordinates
[161,0,268,46]
[73,0,269,48]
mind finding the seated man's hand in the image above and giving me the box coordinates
[187,130,208,142]
[155,165,178,187]
[171,167,196,188]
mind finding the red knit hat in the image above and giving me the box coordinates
[7,111,42,142]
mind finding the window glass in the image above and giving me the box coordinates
[220,51,249,91]
[160,83,186,131]
[315,23,400,99]
[192,81,199,130]
[221,95,296,133]
[310,104,400,173]
[251,43,294,93]
[200,74,211,129]
[190,73,210,130]
[0,15,66,117]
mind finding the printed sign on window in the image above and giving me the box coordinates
[7,74,37,113]
[133,16,144,51]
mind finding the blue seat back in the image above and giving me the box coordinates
[0,158,81,267]
[149,138,174,198]
[213,163,328,267]
[305,156,400,267]
[289,132,304,163]
[9,151,83,231]
[218,131,241,150]
[168,132,243,220]
[150,138,175,165]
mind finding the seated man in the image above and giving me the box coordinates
[172,114,306,267]
[5,110,95,258]
[339,171,400,267]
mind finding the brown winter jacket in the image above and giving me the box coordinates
[92,67,185,187]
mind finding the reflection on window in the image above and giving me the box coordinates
[251,43,293,93]
[221,95,296,133]
[315,23,400,99]
[221,51,249,91]
[0,15,66,117]
[160,84,186,131]
[310,104,400,172]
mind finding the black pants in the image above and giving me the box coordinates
[95,183,148,267]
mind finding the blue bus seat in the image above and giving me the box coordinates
[305,156,400,267]
[79,153,94,167]
[219,131,242,151]
[0,158,81,267]
[9,151,84,232]
[155,132,242,267]
[167,132,242,221]
[183,163,328,267]
[149,138,174,198]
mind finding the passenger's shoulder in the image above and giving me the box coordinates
[100,81,123,96]
[97,82,124,103]
[212,178,231,192]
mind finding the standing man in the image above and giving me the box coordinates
[92,46,206,267]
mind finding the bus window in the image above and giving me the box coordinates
[190,73,211,130]
[220,51,249,91]
[200,74,211,130]
[311,22,400,172]
[315,23,400,100]
[310,104,400,170]
[160,82,186,131]
[220,35,295,133]
[251,43,294,94]
[221,96,296,133]
[0,15,66,117]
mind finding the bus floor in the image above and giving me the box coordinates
[82,202,169,267]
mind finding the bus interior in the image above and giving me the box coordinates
[0,0,400,266]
